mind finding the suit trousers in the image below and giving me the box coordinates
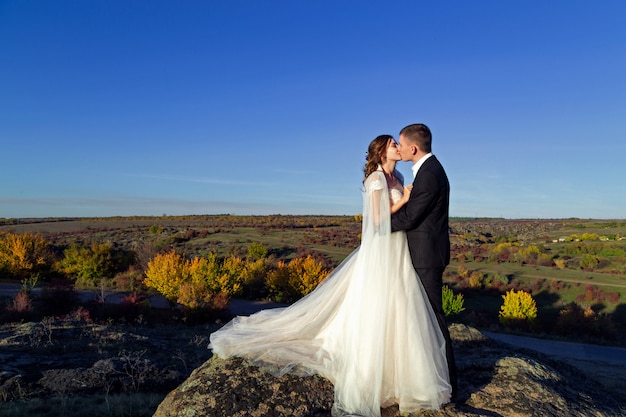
[415,267,458,398]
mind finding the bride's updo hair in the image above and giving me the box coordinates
[363,134,394,182]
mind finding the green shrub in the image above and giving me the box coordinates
[149,224,163,234]
[442,285,465,317]
[579,254,599,269]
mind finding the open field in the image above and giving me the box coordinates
[2,215,626,345]
[0,215,359,266]
[451,261,626,308]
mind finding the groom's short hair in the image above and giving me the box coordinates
[400,124,432,153]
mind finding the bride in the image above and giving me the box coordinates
[209,135,451,416]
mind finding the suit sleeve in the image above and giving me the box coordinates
[391,170,438,232]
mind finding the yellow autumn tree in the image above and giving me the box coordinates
[0,232,50,278]
[217,256,245,297]
[188,253,221,293]
[239,257,270,298]
[144,251,189,303]
[177,254,227,309]
[499,289,538,327]
[265,260,291,302]
[175,254,232,312]
[176,282,225,311]
[266,255,329,302]
[144,251,244,310]
[289,255,329,296]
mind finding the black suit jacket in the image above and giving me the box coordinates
[391,156,450,270]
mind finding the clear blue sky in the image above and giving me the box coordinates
[1,1,625,219]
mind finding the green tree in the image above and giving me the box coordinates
[247,242,268,260]
[56,242,115,288]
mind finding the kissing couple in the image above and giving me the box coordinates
[210,123,458,416]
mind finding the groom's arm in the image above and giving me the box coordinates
[391,171,437,232]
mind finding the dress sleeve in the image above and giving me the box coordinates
[362,171,391,239]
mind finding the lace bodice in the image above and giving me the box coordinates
[364,170,404,206]
[390,188,403,204]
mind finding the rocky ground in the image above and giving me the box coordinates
[0,313,222,416]
[1,315,625,417]
[155,324,626,417]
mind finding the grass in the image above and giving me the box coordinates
[550,220,626,237]
[188,226,355,263]
[450,260,626,313]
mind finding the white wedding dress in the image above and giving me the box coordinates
[209,168,451,416]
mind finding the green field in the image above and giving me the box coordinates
[450,261,626,304]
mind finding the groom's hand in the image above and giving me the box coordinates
[402,185,413,203]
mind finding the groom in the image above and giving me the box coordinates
[391,123,458,400]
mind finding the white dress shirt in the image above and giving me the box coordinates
[411,153,433,179]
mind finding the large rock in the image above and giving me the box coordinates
[154,324,626,417]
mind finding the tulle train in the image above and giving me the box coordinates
[209,233,450,416]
